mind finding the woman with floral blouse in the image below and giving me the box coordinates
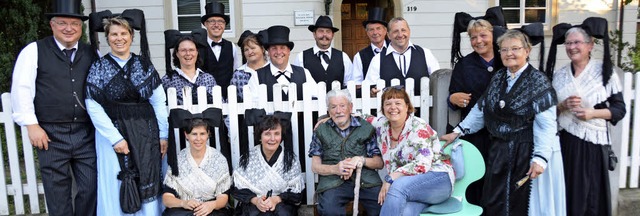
[365,86,455,216]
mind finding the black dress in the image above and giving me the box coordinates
[448,52,501,206]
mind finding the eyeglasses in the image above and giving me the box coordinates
[178,48,197,54]
[54,21,82,29]
[498,47,524,54]
[205,19,226,25]
[563,41,588,47]
[382,85,404,92]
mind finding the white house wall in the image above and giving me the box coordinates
[84,0,638,75]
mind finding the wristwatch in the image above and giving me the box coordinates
[384,174,394,184]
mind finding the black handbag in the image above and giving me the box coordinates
[605,145,618,171]
[605,125,618,171]
[117,155,142,213]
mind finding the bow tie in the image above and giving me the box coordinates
[211,41,223,47]
[374,48,381,54]
[275,71,291,82]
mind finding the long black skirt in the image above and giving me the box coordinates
[559,130,611,216]
[482,138,533,216]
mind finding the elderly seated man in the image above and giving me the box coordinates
[309,89,383,216]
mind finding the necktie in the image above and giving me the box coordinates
[274,71,291,82]
[318,51,330,64]
[400,54,407,76]
[63,48,76,63]
[211,41,222,47]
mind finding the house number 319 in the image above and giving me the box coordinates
[407,6,417,12]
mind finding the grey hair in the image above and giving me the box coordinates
[566,27,593,43]
[326,89,352,107]
[497,29,532,51]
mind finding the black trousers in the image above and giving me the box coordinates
[38,122,97,216]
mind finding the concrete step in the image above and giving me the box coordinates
[618,188,640,216]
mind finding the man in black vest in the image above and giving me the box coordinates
[293,15,353,88]
[200,1,242,99]
[365,17,440,96]
[352,7,389,84]
[310,89,383,216]
[10,0,97,215]
[246,25,317,102]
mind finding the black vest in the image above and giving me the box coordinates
[302,48,344,86]
[358,46,376,78]
[379,45,429,94]
[256,64,307,101]
[34,36,93,123]
[202,38,234,98]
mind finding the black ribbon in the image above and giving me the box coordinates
[89,9,150,70]
[163,28,209,72]
[451,6,506,66]
[513,22,546,72]
[167,107,223,176]
[545,17,611,85]
[244,108,267,126]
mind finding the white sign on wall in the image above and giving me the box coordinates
[294,10,315,26]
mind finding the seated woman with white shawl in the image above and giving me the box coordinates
[162,108,232,216]
[233,113,305,216]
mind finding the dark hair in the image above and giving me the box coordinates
[171,36,204,70]
[184,118,210,134]
[239,115,296,173]
[240,34,266,64]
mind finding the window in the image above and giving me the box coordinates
[497,0,550,27]
[173,0,233,32]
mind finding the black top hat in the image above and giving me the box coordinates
[362,7,387,28]
[545,17,612,85]
[308,15,339,32]
[265,25,294,50]
[200,1,230,25]
[46,0,89,21]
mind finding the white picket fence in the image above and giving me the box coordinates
[1,70,640,214]
[166,78,431,207]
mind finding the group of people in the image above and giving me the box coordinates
[9,0,625,215]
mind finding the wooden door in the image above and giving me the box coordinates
[341,0,371,58]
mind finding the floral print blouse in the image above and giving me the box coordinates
[366,114,455,186]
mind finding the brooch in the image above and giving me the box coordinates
[487,66,493,72]
[499,100,505,109]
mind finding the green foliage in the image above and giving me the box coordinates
[0,0,52,94]
[610,29,640,73]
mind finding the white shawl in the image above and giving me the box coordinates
[233,145,305,197]
[163,146,232,201]
[552,59,623,144]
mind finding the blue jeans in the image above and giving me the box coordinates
[380,172,452,216]
[317,180,381,216]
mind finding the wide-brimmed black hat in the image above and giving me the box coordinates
[362,7,387,28]
[46,0,89,21]
[265,25,294,50]
[308,15,339,32]
[200,1,230,25]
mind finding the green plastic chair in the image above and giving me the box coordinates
[421,139,485,216]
